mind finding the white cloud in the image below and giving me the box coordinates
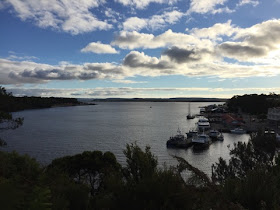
[112,79,147,84]
[112,29,213,50]
[115,0,178,9]
[81,42,119,54]
[5,52,38,61]
[3,0,112,35]
[122,10,184,31]
[123,17,148,31]
[218,19,280,62]
[237,0,259,7]
[190,20,238,41]
[2,19,280,85]
[188,0,234,14]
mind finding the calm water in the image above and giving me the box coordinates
[1,102,249,175]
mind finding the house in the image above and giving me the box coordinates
[222,114,244,127]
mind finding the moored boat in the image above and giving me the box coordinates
[186,103,195,119]
[192,133,211,150]
[208,130,224,141]
[186,129,198,138]
[197,118,210,131]
[230,127,246,134]
[167,128,192,148]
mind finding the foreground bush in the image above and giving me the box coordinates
[1,132,279,209]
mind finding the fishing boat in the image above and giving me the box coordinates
[167,128,192,148]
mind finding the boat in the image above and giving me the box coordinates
[200,107,206,114]
[208,130,223,141]
[186,129,198,138]
[186,103,195,119]
[197,118,210,131]
[277,133,280,141]
[217,133,224,141]
[192,133,211,149]
[230,127,246,134]
[166,128,192,148]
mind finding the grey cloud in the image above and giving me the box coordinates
[1,58,127,84]
[18,69,76,80]
[123,52,172,69]
[78,72,100,80]
[218,42,267,58]
[162,47,201,63]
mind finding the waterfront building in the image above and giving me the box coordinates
[267,108,280,131]
[267,107,280,121]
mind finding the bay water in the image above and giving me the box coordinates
[1,102,250,175]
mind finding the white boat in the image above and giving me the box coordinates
[186,103,195,119]
[200,107,206,113]
[197,118,210,130]
[230,127,246,134]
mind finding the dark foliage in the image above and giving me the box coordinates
[212,130,280,209]
[227,93,280,115]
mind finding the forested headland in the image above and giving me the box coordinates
[0,86,84,113]
[227,93,280,115]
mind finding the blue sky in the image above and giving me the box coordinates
[1,0,280,98]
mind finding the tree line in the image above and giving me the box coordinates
[0,86,81,113]
[227,93,280,115]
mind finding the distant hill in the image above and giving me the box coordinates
[90,97,228,102]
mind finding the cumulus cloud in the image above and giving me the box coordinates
[217,19,280,62]
[3,0,112,35]
[217,42,267,60]
[190,20,238,41]
[81,42,119,54]
[112,29,213,50]
[162,46,210,63]
[123,51,172,70]
[122,10,184,31]
[2,19,280,85]
[0,58,124,84]
[188,0,234,14]
[115,0,178,9]
[123,17,148,31]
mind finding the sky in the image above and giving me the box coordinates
[1,0,280,99]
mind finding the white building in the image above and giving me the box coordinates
[267,107,280,121]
